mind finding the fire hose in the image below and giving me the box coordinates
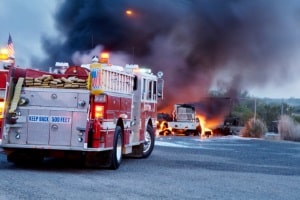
[9,77,24,113]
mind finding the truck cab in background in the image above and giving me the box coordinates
[158,104,202,136]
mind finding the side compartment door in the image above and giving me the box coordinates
[27,109,50,145]
[71,111,87,147]
[49,110,72,146]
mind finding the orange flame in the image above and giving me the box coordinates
[197,115,224,138]
[197,115,212,138]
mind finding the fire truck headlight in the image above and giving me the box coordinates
[94,94,106,102]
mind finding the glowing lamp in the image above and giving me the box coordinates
[95,105,104,118]
[99,52,110,64]
[125,9,133,16]
[0,101,4,118]
[0,48,9,60]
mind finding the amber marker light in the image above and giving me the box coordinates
[0,48,9,60]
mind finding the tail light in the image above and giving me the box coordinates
[95,105,104,118]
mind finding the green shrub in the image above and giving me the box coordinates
[278,115,300,142]
[241,117,267,138]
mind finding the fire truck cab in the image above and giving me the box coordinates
[0,54,163,169]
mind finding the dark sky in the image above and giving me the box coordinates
[2,0,300,104]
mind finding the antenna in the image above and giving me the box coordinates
[91,33,94,48]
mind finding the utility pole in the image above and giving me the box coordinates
[132,46,135,64]
[281,99,283,116]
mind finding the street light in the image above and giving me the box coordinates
[124,8,138,63]
[125,9,134,17]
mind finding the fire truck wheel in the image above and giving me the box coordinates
[110,126,123,169]
[142,125,155,158]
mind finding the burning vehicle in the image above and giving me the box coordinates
[157,104,202,136]
[157,101,241,137]
[156,112,172,135]
[212,116,240,136]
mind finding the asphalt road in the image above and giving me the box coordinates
[0,135,300,200]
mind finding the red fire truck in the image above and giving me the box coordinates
[0,53,163,169]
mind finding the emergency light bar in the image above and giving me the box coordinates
[125,64,152,74]
[139,68,152,74]
[55,62,69,67]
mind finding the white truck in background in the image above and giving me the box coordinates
[158,104,202,136]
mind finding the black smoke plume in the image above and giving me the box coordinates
[36,0,300,116]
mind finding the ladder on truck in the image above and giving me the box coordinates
[98,65,135,94]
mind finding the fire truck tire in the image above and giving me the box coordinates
[109,126,123,169]
[142,125,155,158]
[84,127,122,169]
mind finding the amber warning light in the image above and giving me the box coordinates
[0,48,9,60]
[95,105,104,118]
[99,52,110,64]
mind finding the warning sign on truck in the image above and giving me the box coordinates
[28,115,71,124]
[28,115,49,123]
[50,116,71,124]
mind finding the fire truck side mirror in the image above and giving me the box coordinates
[157,71,163,78]
[157,78,164,99]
